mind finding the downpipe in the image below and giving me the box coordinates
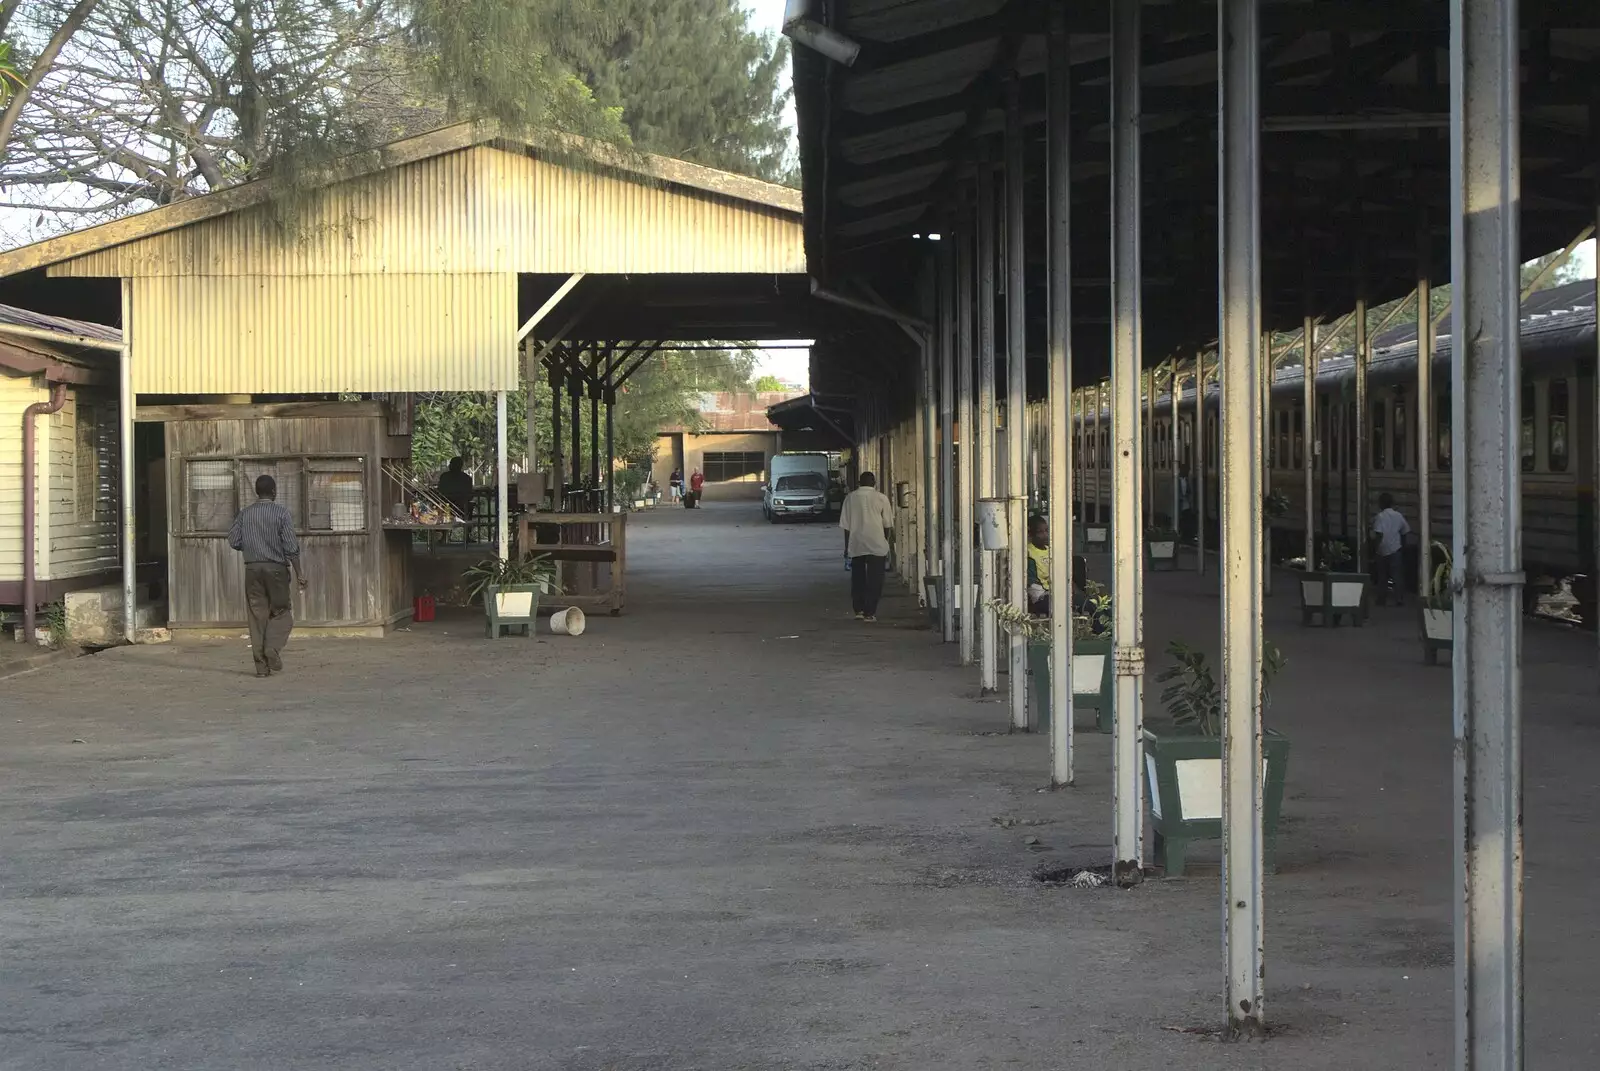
[22,382,69,642]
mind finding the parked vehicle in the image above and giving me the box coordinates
[763,452,832,523]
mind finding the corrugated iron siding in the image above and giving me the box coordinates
[56,147,803,278]
[130,274,516,394]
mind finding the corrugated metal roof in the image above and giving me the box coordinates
[129,273,516,394]
[0,302,120,342]
[53,146,803,279]
[0,122,801,279]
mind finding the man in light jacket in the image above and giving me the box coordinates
[839,471,895,622]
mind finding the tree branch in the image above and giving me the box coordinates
[0,0,101,162]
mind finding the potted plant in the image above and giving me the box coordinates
[463,552,556,638]
[1297,538,1369,627]
[614,469,647,510]
[1145,526,1180,570]
[1420,541,1453,664]
[1145,639,1291,876]
[995,581,1115,735]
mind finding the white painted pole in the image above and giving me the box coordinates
[120,278,137,644]
[1304,313,1317,569]
[496,390,510,562]
[1046,6,1074,784]
[1218,0,1266,1037]
[957,213,976,666]
[1004,77,1029,732]
[1109,0,1145,877]
[939,243,957,643]
[977,163,1000,695]
[1450,0,1525,1062]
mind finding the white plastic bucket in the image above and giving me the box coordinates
[548,606,587,636]
[977,498,1008,551]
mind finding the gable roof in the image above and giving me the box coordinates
[0,122,802,279]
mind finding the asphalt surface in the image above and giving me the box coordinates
[2,500,1596,1069]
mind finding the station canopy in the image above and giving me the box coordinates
[791,0,1600,386]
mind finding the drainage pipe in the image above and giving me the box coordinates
[22,382,69,641]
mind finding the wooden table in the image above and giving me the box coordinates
[517,513,626,615]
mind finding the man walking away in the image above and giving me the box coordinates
[840,471,895,621]
[1370,492,1411,606]
[227,475,306,677]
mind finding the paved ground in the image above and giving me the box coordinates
[3,501,1597,1070]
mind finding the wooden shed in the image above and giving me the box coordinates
[149,400,413,637]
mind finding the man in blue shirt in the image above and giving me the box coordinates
[227,475,306,677]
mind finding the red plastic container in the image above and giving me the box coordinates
[413,595,436,622]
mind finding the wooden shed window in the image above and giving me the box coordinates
[243,459,304,529]
[187,460,237,532]
[308,461,366,531]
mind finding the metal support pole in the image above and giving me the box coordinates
[1076,389,1087,525]
[1356,311,1370,570]
[1005,77,1029,732]
[940,244,957,643]
[1109,0,1144,877]
[569,364,582,504]
[605,388,616,512]
[496,390,510,561]
[1195,352,1207,573]
[1218,0,1265,1037]
[1047,7,1074,784]
[1450,0,1524,1062]
[550,364,565,503]
[957,214,977,666]
[977,163,1000,694]
[1417,235,1433,597]
[1092,382,1103,522]
[119,279,137,644]
[923,298,940,604]
[1303,314,1317,568]
[1172,361,1181,539]
[1263,335,1274,594]
[589,368,601,490]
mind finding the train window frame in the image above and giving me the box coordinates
[1520,373,1536,472]
[1435,381,1451,471]
[1548,377,1569,473]
[1291,404,1303,470]
[1372,396,1387,471]
[1391,388,1408,472]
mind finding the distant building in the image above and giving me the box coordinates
[655,390,803,497]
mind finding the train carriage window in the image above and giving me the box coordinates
[1549,378,1569,472]
[1325,397,1338,473]
[1520,374,1536,472]
[1372,399,1387,471]
[1436,382,1452,470]
[1344,402,1357,472]
[1277,409,1289,472]
[1292,405,1303,469]
[1392,389,1408,471]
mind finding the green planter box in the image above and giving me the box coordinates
[1420,596,1453,664]
[1143,727,1291,877]
[484,583,543,638]
[1297,570,1370,627]
[1145,534,1180,571]
[1027,637,1114,733]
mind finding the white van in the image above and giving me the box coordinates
[762,452,832,523]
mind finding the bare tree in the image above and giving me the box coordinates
[0,0,100,158]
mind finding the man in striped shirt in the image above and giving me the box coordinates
[227,475,306,677]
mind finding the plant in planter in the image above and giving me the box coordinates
[463,552,557,638]
[993,581,1116,734]
[1145,526,1180,570]
[1420,541,1454,664]
[1144,639,1291,877]
[613,469,647,509]
[1297,537,1370,628]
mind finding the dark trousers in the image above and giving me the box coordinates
[851,554,887,615]
[1373,550,1404,604]
[244,562,294,666]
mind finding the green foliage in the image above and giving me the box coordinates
[462,551,555,601]
[1156,639,1286,737]
[1263,490,1290,519]
[613,467,647,502]
[43,600,68,647]
[751,374,787,392]
[555,0,794,183]
[1429,541,1453,605]
[1075,580,1112,640]
[0,40,24,99]
[1319,539,1352,571]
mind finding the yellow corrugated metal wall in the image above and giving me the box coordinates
[56,147,804,279]
[130,273,516,394]
[51,145,802,395]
